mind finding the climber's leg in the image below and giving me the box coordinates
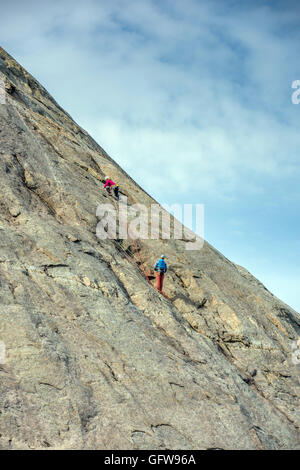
[159,272,164,291]
[156,272,164,292]
[113,186,119,200]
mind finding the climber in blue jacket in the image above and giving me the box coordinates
[154,255,167,292]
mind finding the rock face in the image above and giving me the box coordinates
[0,46,299,450]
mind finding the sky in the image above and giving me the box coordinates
[0,0,299,312]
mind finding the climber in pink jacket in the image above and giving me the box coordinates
[104,177,115,189]
[103,177,119,200]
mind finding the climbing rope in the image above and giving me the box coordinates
[109,194,171,300]
[100,176,170,298]
[110,195,151,285]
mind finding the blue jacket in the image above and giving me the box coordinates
[154,259,167,273]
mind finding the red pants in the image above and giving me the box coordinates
[156,272,164,292]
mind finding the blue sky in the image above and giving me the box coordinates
[1,0,299,312]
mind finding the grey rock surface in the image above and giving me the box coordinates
[0,46,299,450]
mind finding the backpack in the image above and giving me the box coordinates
[157,259,166,272]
